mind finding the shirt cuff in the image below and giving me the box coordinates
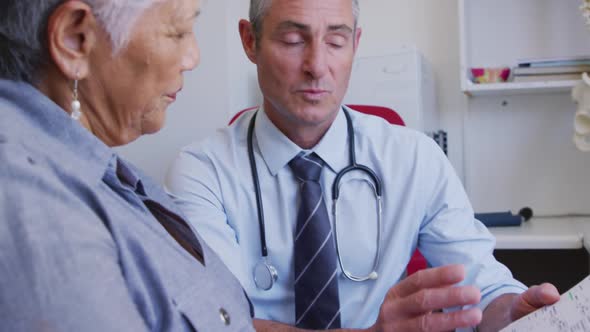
[478,284,527,312]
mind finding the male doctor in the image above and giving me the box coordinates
[166,0,560,330]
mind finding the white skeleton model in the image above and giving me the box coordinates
[582,0,590,26]
[572,73,590,151]
[571,1,590,151]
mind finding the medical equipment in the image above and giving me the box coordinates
[247,107,383,290]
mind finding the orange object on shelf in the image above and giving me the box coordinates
[470,67,511,84]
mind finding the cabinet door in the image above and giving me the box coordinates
[494,248,589,293]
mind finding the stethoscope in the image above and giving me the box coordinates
[248,107,383,291]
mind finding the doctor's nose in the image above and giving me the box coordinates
[302,43,329,79]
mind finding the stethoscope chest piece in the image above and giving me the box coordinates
[253,258,278,291]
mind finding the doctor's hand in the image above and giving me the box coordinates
[366,264,482,332]
[477,283,560,332]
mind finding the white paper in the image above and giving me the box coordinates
[500,276,590,332]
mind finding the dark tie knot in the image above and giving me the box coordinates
[289,153,324,182]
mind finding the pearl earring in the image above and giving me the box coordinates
[71,78,81,120]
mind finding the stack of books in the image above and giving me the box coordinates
[512,56,590,82]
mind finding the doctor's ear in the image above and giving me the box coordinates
[46,0,100,80]
[353,27,362,52]
[239,19,258,64]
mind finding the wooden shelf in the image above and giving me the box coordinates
[462,79,580,97]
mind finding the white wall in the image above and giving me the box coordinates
[118,0,467,184]
[354,0,467,179]
[461,0,590,215]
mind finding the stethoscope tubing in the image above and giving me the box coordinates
[247,112,269,257]
[247,107,383,288]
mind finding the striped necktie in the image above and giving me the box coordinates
[289,153,341,329]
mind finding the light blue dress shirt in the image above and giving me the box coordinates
[0,79,254,331]
[166,106,526,328]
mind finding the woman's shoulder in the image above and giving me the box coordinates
[0,133,87,206]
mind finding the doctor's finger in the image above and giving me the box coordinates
[390,264,466,299]
[510,283,560,320]
[522,283,560,308]
[394,308,482,332]
[392,285,481,316]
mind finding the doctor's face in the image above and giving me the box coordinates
[243,0,361,134]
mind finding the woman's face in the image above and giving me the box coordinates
[83,0,200,145]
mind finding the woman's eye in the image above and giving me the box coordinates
[172,30,191,40]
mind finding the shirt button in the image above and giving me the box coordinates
[219,308,230,326]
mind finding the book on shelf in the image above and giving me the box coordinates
[517,55,590,68]
[512,73,582,82]
[512,65,590,75]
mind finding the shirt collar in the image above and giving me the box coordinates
[111,155,177,211]
[115,157,146,196]
[313,106,350,174]
[0,79,114,183]
[254,105,350,176]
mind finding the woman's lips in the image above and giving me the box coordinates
[165,87,183,101]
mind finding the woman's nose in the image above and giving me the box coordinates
[182,35,200,71]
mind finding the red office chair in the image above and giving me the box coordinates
[229,105,427,275]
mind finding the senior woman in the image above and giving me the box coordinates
[0,0,254,331]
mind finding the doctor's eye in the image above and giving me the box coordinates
[326,35,348,49]
[280,32,305,46]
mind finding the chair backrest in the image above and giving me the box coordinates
[228,106,258,126]
[228,104,426,275]
[345,104,405,126]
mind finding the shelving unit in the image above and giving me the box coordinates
[463,80,580,97]
[459,0,590,97]
[458,0,590,218]
[458,1,590,284]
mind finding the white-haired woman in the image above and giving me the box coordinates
[0,1,254,331]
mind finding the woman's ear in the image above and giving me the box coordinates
[46,0,100,80]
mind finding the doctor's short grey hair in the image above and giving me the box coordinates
[0,0,162,83]
[249,0,360,41]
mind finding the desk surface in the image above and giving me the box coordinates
[488,217,590,251]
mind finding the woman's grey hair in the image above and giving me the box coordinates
[0,0,161,83]
[249,0,360,40]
